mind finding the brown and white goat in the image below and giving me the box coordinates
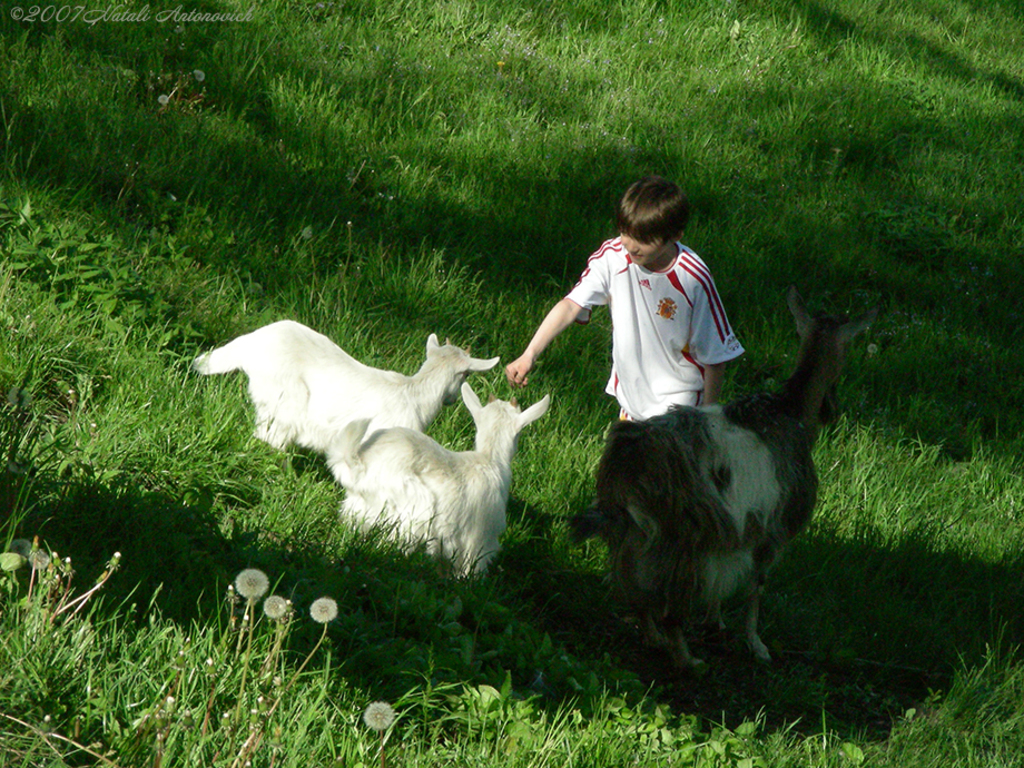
[571,287,877,668]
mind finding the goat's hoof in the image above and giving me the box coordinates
[671,654,708,675]
[749,639,772,665]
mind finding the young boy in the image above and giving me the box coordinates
[506,176,743,420]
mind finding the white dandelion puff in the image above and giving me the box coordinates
[309,596,338,624]
[234,568,270,601]
[8,539,32,557]
[28,549,50,572]
[363,701,397,732]
[263,595,292,621]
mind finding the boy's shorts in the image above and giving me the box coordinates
[618,390,703,421]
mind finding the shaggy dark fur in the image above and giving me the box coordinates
[573,287,877,668]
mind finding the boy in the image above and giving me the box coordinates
[506,176,743,420]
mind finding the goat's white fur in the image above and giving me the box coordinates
[327,383,550,576]
[192,320,499,451]
[702,410,781,538]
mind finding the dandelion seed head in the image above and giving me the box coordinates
[301,225,314,240]
[193,69,206,82]
[234,568,270,601]
[158,94,170,105]
[363,701,396,732]
[8,539,32,558]
[263,595,291,621]
[28,549,50,571]
[309,596,338,624]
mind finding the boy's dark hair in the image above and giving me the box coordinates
[616,176,690,244]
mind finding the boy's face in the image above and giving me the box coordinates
[620,233,678,272]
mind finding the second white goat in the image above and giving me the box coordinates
[192,320,499,452]
[328,382,551,576]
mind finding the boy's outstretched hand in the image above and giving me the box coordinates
[505,354,534,388]
[506,297,585,389]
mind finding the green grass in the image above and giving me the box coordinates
[2,0,1024,764]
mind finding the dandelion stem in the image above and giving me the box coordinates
[229,623,330,768]
[50,563,117,622]
[1,713,125,768]
[233,598,258,727]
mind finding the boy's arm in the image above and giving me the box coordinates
[506,298,586,387]
[701,362,726,405]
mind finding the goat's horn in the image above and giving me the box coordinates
[510,397,519,408]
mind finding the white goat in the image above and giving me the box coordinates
[327,382,551,576]
[572,287,877,669]
[192,320,499,452]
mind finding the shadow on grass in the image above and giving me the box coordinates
[9,459,1024,743]
[4,8,1022,462]
[797,0,1024,101]
[3,1,1024,739]
[500,496,1024,741]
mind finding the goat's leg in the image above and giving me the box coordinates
[664,621,705,670]
[705,598,726,631]
[743,585,771,663]
[643,613,705,669]
[641,611,669,648]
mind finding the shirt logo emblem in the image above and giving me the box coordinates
[657,298,677,320]
[638,278,651,290]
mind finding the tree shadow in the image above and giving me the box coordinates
[7,416,1022,745]
[796,0,1024,101]
[4,0,1021,464]
[4,0,1024,742]
[500,494,1024,741]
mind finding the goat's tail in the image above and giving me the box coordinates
[192,340,246,375]
[325,418,372,487]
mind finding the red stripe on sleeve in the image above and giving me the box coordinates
[678,256,729,341]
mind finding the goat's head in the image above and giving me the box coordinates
[425,334,500,402]
[786,287,878,428]
[461,382,550,453]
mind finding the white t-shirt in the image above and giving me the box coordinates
[565,237,744,420]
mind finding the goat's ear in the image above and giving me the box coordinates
[838,305,879,345]
[469,355,500,372]
[427,334,441,353]
[787,286,813,339]
[461,382,483,415]
[515,394,551,431]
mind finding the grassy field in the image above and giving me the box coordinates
[2,0,1023,764]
